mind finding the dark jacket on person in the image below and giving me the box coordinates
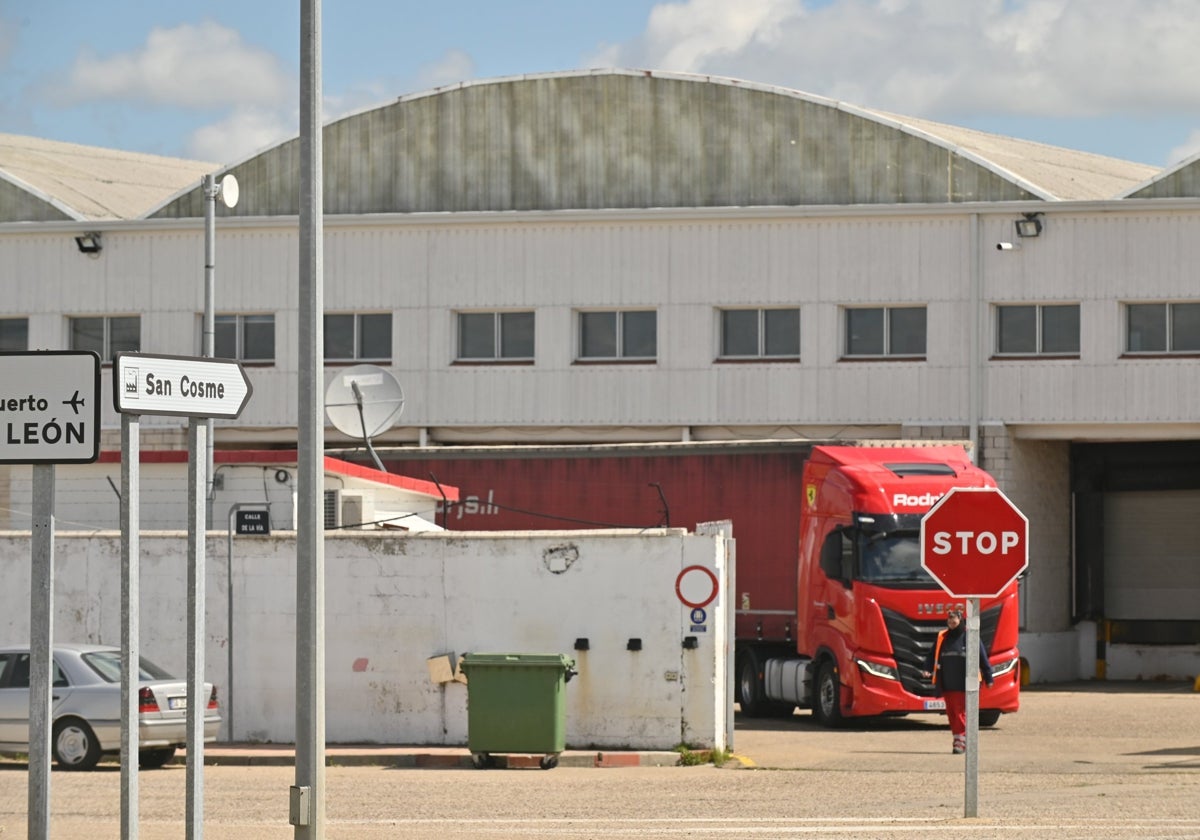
[923,624,994,694]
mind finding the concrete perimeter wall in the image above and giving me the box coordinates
[0,528,732,751]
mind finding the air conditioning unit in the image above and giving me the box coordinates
[323,489,374,530]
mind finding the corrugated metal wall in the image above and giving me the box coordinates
[0,178,72,222]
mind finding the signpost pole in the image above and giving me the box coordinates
[111,352,250,840]
[185,419,207,840]
[120,414,140,840]
[920,486,1030,823]
[227,505,237,744]
[29,464,54,840]
[0,351,99,840]
[965,596,980,817]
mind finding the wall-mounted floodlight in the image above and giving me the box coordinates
[1015,213,1043,238]
[74,232,102,255]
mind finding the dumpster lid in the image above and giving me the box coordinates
[460,653,576,671]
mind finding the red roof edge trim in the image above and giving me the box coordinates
[323,455,458,501]
[95,449,458,501]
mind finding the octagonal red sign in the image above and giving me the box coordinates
[920,487,1028,598]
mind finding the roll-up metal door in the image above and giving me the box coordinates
[1103,490,1200,620]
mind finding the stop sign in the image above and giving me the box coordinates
[920,487,1028,598]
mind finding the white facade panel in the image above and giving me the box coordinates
[2,204,1200,440]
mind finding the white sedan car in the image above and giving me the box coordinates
[0,643,220,771]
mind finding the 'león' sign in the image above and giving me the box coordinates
[0,351,100,464]
[113,352,252,419]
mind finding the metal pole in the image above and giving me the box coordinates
[186,419,207,840]
[29,464,54,840]
[225,503,254,743]
[965,596,981,817]
[204,174,216,516]
[121,415,140,840]
[968,213,982,463]
[295,0,325,835]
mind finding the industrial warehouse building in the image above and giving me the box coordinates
[2,68,1199,684]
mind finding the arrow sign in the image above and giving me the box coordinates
[113,352,252,419]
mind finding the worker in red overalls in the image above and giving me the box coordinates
[922,608,994,754]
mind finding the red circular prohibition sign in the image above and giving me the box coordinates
[675,565,720,609]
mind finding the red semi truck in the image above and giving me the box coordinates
[371,439,1021,726]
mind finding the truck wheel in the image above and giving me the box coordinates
[737,655,767,717]
[979,710,1002,727]
[812,661,845,728]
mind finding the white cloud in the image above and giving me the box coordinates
[1167,130,1200,167]
[187,48,480,163]
[48,21,291,109]
[322,49,478,124]
[414,49,476,92]
[589,0,1200,120]
[187,106,295,164]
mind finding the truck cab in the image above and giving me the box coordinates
[761,445,1022,726]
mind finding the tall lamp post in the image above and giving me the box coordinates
[203,172,240,510]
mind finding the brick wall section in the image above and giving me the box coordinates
[902,423,1073,634]
[978,425,1072,634]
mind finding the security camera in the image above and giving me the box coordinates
[996,242,1021,251]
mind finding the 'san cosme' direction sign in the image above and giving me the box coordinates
[113,352,252,419]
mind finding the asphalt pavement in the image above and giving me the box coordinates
[180,678,1198,775]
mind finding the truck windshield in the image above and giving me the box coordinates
[856,525,935,586]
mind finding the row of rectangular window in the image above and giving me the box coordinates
[1,302,1197,362]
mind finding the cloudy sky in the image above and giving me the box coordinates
[1,0,1197,168]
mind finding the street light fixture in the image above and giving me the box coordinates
[203,173,240,507]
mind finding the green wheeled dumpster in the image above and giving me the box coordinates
[459,653,577,769]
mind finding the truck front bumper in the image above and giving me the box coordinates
[845,655,1021,717]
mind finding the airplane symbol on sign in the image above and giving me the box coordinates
[63,390,86,414]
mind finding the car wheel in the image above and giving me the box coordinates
[979,709,1002,727]
[139,746,177,769]
[812,660,845,728]
[53,718,101,771]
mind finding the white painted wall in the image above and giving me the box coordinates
[0,528,731,751]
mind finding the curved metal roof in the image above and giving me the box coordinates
[147,69,1158,219]
[0,70,1163,224]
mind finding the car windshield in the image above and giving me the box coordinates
[857,529,935,585]
[81,651,174,682]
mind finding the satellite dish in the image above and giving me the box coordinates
[218,174,239,209]
[325,365,405,472]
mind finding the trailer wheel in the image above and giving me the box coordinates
[979,710,1002,727]
[737,655,768,717]
[812,660,845,728]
